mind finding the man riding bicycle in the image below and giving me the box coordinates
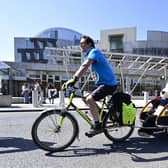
[64,35,118,136]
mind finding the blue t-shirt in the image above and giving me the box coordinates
[85,48,118,86]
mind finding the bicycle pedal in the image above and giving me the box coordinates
[85,132,93,138]
[85,129,103,138]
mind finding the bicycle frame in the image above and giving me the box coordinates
[61,88,107,127]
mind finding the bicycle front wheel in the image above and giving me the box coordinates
[31,110,79,152]
[103,113,134,142]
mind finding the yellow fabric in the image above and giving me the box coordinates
[122,102,136,125]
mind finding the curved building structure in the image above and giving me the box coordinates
[36,27,82,46]
[14,27,82,63]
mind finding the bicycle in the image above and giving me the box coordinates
[31,86,135,152]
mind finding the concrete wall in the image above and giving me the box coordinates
[99,27,136,52]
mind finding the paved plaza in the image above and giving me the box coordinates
[0,97,168,168]
[0,97,146,113]
[0,109,168,168]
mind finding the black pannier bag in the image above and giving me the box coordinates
[108,92,136,125]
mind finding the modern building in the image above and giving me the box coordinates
[99,27,168,57]
[1,27,82,96]
[14,27,82,63]
[1,26,168,97]
[99,27,168,95]
[99,27,136,53]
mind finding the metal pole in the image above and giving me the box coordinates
[130,64,150,94]
[119,64,125,92]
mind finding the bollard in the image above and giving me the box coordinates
[32,90,38,107]
[143,91,149,104]
[59,90,65,108]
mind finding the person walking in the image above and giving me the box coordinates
[47,83,57,104]
[21,83,30,104]
[34,80,43,106]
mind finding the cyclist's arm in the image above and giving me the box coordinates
[74,59,94,78]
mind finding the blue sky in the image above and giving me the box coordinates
[0,0,168,61]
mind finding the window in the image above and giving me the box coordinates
[29,74,40,80]
[26,52,31,61]
[26,39,34,48]
[109,35,123,52]
[38,41,44,48]
[42,74,47,81]
[34,52,40,60]
[43,50,49,60]
[55,75,60,81]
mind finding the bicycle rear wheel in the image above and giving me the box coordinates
[31,110,79,152]
[103,113,134,142]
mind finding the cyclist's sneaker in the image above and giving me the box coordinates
[138,128,153,137]
[85,123,103,137]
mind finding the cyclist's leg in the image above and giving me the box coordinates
[85,85,117,136]
[85,94,100,121]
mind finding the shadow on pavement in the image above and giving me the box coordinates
[46,133,168,162]
[45,145,114,158]
[0,137,38,154]
[105,133,168,162]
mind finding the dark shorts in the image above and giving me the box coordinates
[91,85,117,101]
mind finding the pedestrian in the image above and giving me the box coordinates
[34,80,43,106]
[21,83,30,104]
[47,83,57,104]
[63,35,118,136]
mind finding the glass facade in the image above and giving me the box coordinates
[36,27,81,46]
[15,27,82,63]
[133,31,168,57]
[133,48,168,56]
[109,35,123,52]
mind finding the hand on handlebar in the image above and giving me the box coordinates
[62,76,78,90]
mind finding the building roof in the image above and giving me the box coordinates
[0,62,10,69]
[35,27,82,40]
[105,52,168,71]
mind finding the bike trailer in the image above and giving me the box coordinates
[139,96,168,127]
[140,97,168,117]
